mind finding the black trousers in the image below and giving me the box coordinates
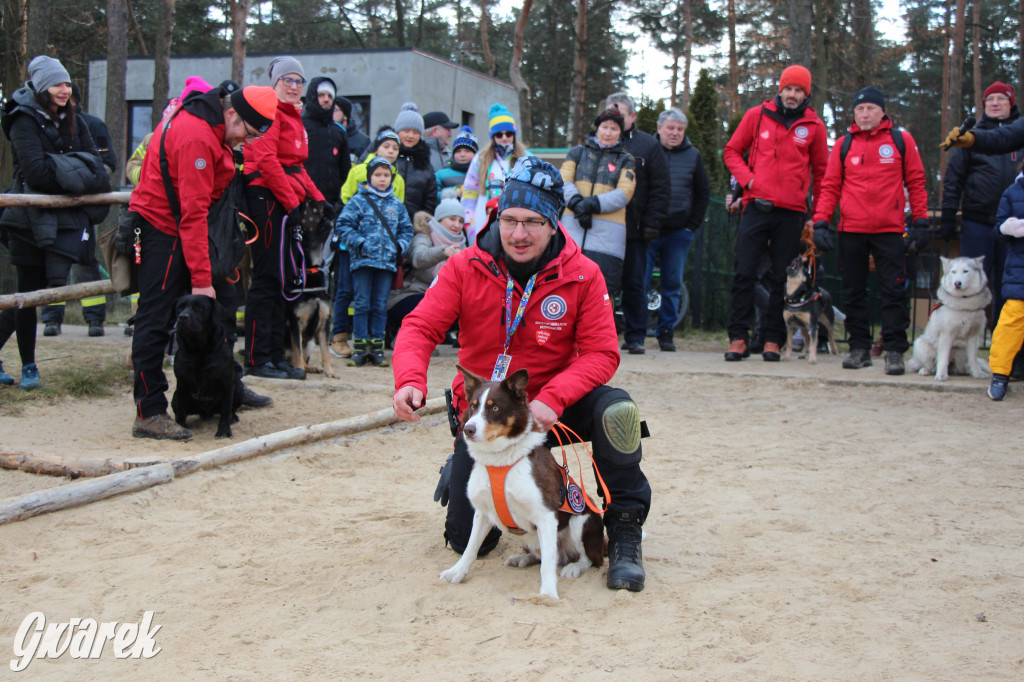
[41,261,107,325]
[0,239,74,365]
[244,186,296,367]
[727,206,804,345]
[839,231,909,353]
[620,237,648,345]
[444,385,651,554]
[131,222,237,418]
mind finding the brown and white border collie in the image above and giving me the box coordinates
[439,366,604,600]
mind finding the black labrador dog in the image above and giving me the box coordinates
[171,294,241,438]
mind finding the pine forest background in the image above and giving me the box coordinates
[2,0,1024,202]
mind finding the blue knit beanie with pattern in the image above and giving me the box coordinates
[497,157,564,227]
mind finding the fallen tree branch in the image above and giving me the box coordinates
[0,191,132,208]
[0,398,447,524]
[0,280,117,311]
[0,451,124,478]
[171,399,446,475]
[0,464,175,525]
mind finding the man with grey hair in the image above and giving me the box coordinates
[643,108,709,351]
[606,92,671,354]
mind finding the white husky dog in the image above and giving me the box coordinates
[908,256,992,380]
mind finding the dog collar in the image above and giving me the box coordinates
[785,291,820,309]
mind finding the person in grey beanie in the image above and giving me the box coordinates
[392,102,438,218]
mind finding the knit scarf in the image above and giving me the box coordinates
[428,218,467,277]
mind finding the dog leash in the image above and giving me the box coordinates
[799,223,819,286]
[550,422,611,515]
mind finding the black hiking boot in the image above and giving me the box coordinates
[606,508,645,592]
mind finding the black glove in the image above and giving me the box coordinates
[938,207,957,240]
[812,221,835,252]
[577,195,602,215]
[319,200,336,224]
[286,207,303,230]
[433,453,454,507]
[907,218,931,253]
[574,206,593,230]
[643,226,660,243]
[567,194,583,212]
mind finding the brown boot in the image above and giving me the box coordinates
[330,333,352,358]
[132,413,193,441]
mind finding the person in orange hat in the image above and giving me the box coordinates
[128,82,279,440]
[722,65,829,362]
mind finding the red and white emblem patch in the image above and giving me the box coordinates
[607,163,616,172]
[536,330,551,345]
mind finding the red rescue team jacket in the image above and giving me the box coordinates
[243,99,323,211]
[129,91,235,289]
[391,222,620,416]
[812,117,929,233]
[723,97,829,214]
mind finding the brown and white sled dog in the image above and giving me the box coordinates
[907,256,991,381]
[440,366,604,600]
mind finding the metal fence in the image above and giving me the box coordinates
[685,197,950,341]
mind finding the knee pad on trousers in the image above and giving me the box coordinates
[595,390,642,467]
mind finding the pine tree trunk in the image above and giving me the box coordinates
[972,1,981,113]
[727,0,739,118]
[151,0,174,128]
[106,0,127,187]
[940,0,953,177]
[851,0,873,87]
[788,0,813,68]
[395,0,406,47]
[570,0,588,145]
[509,0,534,147]
[479,0,495,76]
[680,0,693,111]
[25,0,48,60]
[231,0,251,84]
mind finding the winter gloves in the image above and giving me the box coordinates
[940,127,974,150]
[567,194,602,231]
[812,221,835,251]
[1000,216,1024,238]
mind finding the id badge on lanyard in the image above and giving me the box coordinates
[492,272,537,381]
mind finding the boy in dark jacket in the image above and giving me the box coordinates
[334,157,413,367]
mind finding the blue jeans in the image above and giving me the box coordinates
[331,249,353,336]
[351,267,392,340]
[644,228,695,335]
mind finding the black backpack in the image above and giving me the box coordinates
[158,101,247,283]
[838,128,906,179]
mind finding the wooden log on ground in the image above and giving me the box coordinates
[0,463,174,525]
[0,191,132,208]
[172,398,447,476]
[0,280,117,311]
[0,450,124,478]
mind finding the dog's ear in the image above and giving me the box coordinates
[503,369,530,399]
[457,364,485,397]
[971,255,986,271]
[940,255,950,272]
[175,297,188,316]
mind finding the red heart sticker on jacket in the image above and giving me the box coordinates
[608,163,616,172]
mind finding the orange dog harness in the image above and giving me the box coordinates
[484,423,610,535]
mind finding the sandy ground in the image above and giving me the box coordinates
[1,327,1023,679]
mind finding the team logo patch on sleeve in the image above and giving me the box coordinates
[195,158,206,170]
[540,295,567,320]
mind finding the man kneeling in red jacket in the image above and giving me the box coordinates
[392,157,651,592]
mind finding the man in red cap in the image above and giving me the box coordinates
[722,65,829,362]
[129,82,279,440]
[941,81,1022,332]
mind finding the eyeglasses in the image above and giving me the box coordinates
[242,122,264,141]
[985,94,1010,103]
[493,131,515,140]
[498,215,548,232]
[279,76,306,88]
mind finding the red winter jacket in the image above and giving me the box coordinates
[392,223,620,416]
[812,117,929,233]
[723,98,829,214]
[243,100,323,211]
[129,94,235,288]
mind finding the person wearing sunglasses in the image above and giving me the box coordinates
[393,157,651,593]
[461,103,530,242]
[242,56,328,381]
[125,82,279,439]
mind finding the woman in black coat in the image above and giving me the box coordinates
[392,102,439,219]
[0,55,110,389]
